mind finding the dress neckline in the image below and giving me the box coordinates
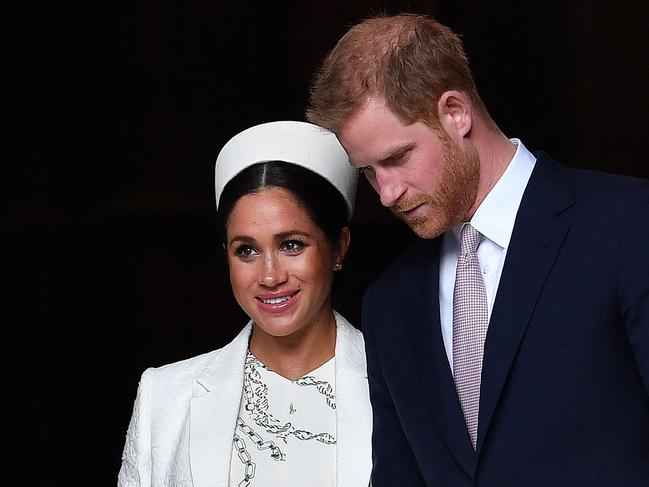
[247,351,335,382]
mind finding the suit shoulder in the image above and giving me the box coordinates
[139,347,223,394]
[367,238,438,296]
[151,347,222,376]
[336,311,362,337]
[570,166,649,195]
[534,152,649,219]
[535,151,649,199]
[568,167,649,219]
[138,324,251,396]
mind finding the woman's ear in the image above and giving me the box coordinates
[334,226,351,267]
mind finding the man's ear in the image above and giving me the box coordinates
[437,90,473,139]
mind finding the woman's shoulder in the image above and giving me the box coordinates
[334,311,363,338]
[334,311,367,370]
[140,322,253,393]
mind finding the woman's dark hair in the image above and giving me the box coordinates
[217,161,349,246]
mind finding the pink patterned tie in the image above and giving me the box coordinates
[452,223,488,449]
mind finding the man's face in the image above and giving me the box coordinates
[337,97,479,238]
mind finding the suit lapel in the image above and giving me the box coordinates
[334,313,373,487]
[189,324,252,487]
[402,239,477,478]
[476,155,574,454]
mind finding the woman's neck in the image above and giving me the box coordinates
[249,310,337,380]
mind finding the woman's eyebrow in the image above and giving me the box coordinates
[229,235,255,245]
[274,230,310,240]
[229,231,311,246]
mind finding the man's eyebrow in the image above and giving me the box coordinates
[377,142,415,164]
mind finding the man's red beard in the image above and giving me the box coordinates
[392,136,480,239]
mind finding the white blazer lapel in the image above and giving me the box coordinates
[334,313,373,487]
[189,323,252,487]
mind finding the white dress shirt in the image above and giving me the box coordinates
[439,139,536,370]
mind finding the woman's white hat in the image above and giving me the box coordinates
[215,121,358,219]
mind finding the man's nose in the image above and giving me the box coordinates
[258,253,288,287]
[374,168,406,207]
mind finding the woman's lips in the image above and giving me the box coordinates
[255,290,300,313]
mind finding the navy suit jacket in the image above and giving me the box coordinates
[363,153,649,486]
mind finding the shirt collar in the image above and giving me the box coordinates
[452,139,536,249]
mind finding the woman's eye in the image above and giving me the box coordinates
[234,245,259,260]
[281,240,305,253]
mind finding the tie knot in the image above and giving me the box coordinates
[459,223,482,254]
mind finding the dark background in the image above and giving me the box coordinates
[7,1,648,484]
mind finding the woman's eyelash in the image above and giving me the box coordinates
[234,245,257,257]
[282,239,306,251]
[231,238,308,258]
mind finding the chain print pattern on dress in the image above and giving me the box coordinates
[293,375,336,410]
[232,432,255,487]
[232,415,289,487]
[249,353,336,411]
[231,353,337,485]
[240,352,336,448]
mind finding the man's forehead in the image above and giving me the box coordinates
[337,99,421,166]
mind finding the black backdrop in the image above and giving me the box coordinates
[7,1,648,485]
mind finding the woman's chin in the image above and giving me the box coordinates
[253,317,303,339]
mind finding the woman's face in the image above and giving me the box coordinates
[225,187,348,339]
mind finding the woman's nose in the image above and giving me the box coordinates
[258,254,288,287]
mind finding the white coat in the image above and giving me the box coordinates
[118,312,372,487]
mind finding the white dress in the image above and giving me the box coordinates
[229,352,337,487]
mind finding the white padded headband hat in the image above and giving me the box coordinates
[215,121,358,219]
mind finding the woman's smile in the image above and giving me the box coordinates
[256,290,301,313]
